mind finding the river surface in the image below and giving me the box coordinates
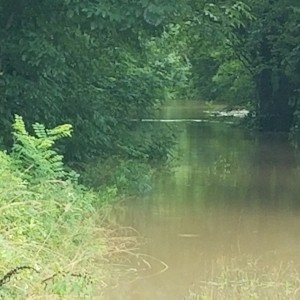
[103,103,300,299]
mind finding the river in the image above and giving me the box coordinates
[103,103,300,300]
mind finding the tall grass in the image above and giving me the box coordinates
[0,116,130,298]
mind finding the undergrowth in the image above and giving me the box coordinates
[0,115,128,299]
[82,157,154,196]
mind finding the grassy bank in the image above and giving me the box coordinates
[0,116,131,299]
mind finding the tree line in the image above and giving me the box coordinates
[1,0,299,164]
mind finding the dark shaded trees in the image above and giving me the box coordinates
[2,0,299,166]
[235,0,300,131]
[188,0,300,132]
[0,0,189,161]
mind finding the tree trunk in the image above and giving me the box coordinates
[256,70,294,132]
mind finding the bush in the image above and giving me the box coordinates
[82,157,153,195]
[0,116,114,298]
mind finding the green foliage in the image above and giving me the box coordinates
[82,124,178,195]
[211,58,255,104]
[144,23,191,100]
[189,39,255,104]
[231,0,300,131]
[0,117,116,298]
[186,1,255,104]
[185,0,300,132]
[82,157,153,195]
[11,115,76,183]
[0,0,186,163]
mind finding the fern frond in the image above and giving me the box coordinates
[32,123,47,139]
[13,115,28,136]
[47,124,73,140]
[37,140,55,150]
[11,115,75,182]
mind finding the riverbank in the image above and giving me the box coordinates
[0,116,138,299]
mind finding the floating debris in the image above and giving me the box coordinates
[204,109,249,118]
[139,119,235,124]
[178,233,200,238]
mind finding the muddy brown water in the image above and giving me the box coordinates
[103,107,300,299]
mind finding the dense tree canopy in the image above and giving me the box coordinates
[1,0,300,167]
[0,0,188,162]
[226,0,300,131]
[189,0,300,132]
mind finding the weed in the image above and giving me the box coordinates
[0,116,131,298]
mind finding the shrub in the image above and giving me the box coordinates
[0,116,113,298]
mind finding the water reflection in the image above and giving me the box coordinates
[248,133,298,206]
[104,122,300,299]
